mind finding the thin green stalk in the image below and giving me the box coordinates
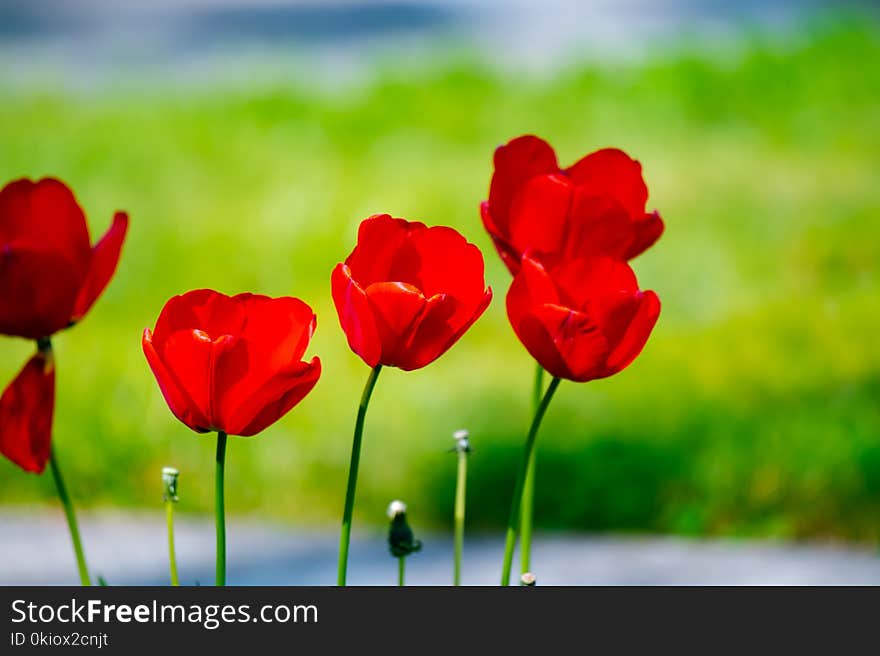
[501,376,561,586]
[337,365,383,586]
[453,447,467,586]
[398,556,405,586]
[49,447,90,586]
[165,500,179,586]
[215,431,228,587]
[520,364,544,575]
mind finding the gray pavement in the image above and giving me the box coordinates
[2,509,880,585]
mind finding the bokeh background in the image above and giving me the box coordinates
[1,0,879,544]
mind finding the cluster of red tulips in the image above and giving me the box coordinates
[0,135,662,586]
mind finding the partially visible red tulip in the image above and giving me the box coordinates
[331,214,492,371]
[143,289,322,437]
[0,348,54,473]
[506,254,660,383]
[481,135,664,274]
[0,176,127,584]
[0,177,128,480]
[0,178,129,339]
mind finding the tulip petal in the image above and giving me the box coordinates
[235,293,317,364]
[550,256,638,311]
[603,290,661,375]
[506,256,560,330]
[331,263,382,367]
[404,287,494,371]
[160,330,214,426]
[406,224,488,303]
[507,174,573,264]
[395,292,457,371]
[155,329,239,431]
[0,178,91,282]
[0,351,55,473]
[365,281,427,367]
[480,201,522,275]
[212,297,318,431]
[626,211,665,260]
[565,148,648,219]
[70,211,128,324]
[143,329,211,433]
[510,309,570,381]
[527,304,610,382]
[226,356,322,437]
[488,135,559,234]
[345,214,419,287]
[151,289,246,348]
[563,193,636,262]
[152,289,217,346]
[0,239,81,339]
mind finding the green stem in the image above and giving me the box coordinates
[215,431,227,587]
[520,364,544,575]
[49,447,90,586]
[398,556,405,586]
[501,376,561,586]
[453,447,467,586]
[165,500,179,586]
[337,365,383,586]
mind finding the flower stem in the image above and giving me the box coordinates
[215,431,228,587]
[453,446,467,586]
[520,364,544,575]
[501,376,561,586]
[398,556,405,586]
[337,365,383,586]
[165,499,179,586]
[49,447,90,586]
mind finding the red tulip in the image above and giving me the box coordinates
[0,350,54,473]
[143,289,321,436]
[331,214,492,371]
[481,135,664,275]
[0,178,129,339]
[506,254,660,383]
[0,177,128,474]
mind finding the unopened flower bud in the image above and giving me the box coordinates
[452,428,470,453]
[387,500,421,558]
[520,572,536,586]
[162,467,179,503]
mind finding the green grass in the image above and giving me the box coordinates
[1,17,879,541]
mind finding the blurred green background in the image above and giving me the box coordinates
[1,8,878,541]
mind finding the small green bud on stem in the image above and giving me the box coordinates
[452,428,470,453]
[387,500,421,586]
[162,467,180,503]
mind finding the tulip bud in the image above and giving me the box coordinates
[387,500,421,558]
[520,572,536,586]
[162,467,179,503]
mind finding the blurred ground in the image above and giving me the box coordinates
[3,509,880,585]
[0,3,879,543]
